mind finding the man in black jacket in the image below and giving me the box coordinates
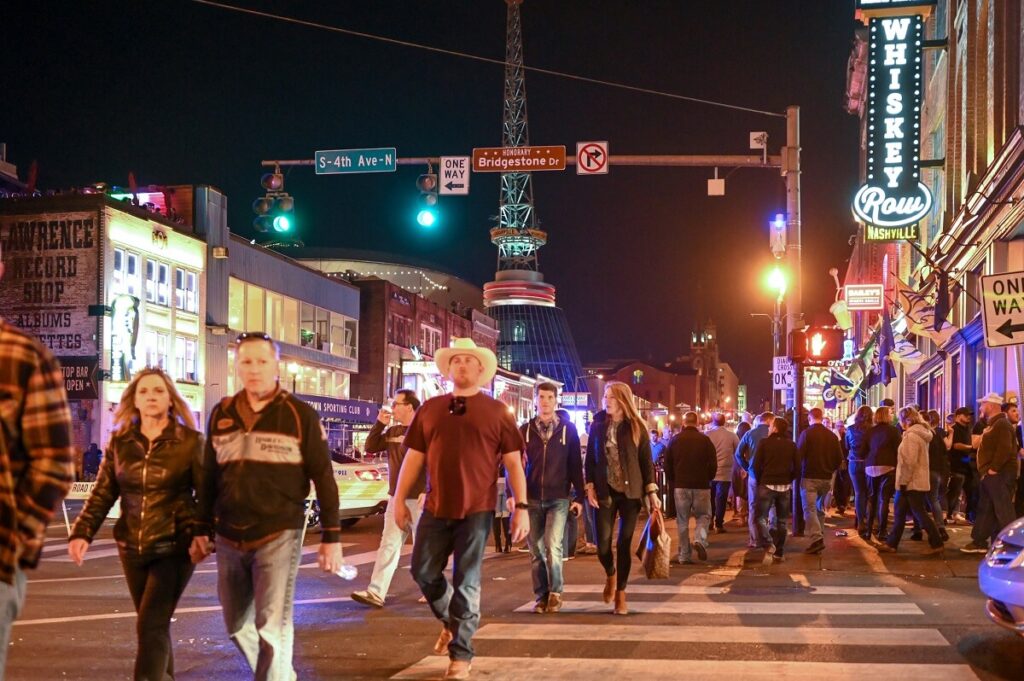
[797,408,843,554]
[751,417,799,564]
[515,383,584,613]
[351,389,422,609]
[665,412,718,563]
[198,334,342,680]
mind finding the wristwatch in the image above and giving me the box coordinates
[514,501,532,510]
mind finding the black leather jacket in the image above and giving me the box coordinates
[70,422,205,556]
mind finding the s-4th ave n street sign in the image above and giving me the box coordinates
[981,271,1024,348]
[315,148,397,175]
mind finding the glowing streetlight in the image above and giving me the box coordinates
[767,265,787,301]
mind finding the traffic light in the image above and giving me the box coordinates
[253,171,295,233]
[416,173,438,227]
[789,326,844,364]
[770,212,786,258]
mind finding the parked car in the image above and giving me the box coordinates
[306,454,388,529]
[978,516,1024,637]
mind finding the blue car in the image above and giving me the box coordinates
[979,516,1024,637]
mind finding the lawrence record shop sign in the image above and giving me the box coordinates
[852,3,933,237]
[0,212,99,356]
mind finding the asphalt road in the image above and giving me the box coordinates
[8,504,1023,680]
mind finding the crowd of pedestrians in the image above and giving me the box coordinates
[2,257,1021,681]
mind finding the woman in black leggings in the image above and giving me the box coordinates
[585,381,660,615]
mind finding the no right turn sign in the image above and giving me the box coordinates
[576,141,609,175]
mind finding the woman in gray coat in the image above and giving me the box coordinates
[876,407,945,554]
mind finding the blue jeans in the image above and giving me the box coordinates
[562,506,579,558]
[926,471,947,531]
[800,478,832,543]
[0,567,26,677]
[887,489,942,548]
[412,510,492,662]
[711,481,731,529]
[528,499,569,599]
[848,460,869,533]
[674,488,711,561]
[755,485,790,553]
[217,528,304,681]
[972,470,1018,545]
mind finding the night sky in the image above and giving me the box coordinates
[2,1,863,406]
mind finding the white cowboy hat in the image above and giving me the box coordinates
[978,392,1004,406]
[434,337,497,388]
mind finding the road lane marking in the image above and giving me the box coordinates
[41,538,116,554]
[391,657,978,680]
[513,600,923,615]
[14,595,364,627]
[561,584,906,596]
[474,623,949,646]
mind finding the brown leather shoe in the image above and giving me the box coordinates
[613,590,628,615]
[433,626,453,655]
[546,592,563,613]
[603,574,616,603]
[444,659,472,680]
[532,594,549,613]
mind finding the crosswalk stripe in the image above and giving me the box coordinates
[391,657,978,680]
[561,584,905,596]
[513,600,924,615]
[48,540,359,563]
[474,623,949,646]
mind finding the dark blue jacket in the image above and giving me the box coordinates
[520,414,584,503]
[734,424,770,473]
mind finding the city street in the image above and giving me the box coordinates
[9,504,1022,680]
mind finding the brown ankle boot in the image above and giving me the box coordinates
[613,590,628,615]
[603,574,616,603]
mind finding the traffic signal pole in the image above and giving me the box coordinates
[261,106,802,420]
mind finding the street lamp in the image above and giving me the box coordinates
[287,362,300,392]
[764,265,789,414]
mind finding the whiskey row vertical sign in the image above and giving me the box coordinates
[852,0,936,241]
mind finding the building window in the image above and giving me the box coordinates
[420,325,442,357]
[512,322,526,342]
[633,369,644,385]
[282,297,299,345]
[245,284,264,332]
[228,277,244,329]
[113,250,142,298]
[145,260,170,306]
[143,331,169,370]
[175,269,198,313]
[390,315,412,347]
[300,302,317,348]
[175,336,198,382]
[950,352,960,410]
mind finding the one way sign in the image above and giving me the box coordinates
[440,156,470,195]
[981,270,1024,348]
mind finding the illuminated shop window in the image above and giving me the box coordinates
[175,336,198,382]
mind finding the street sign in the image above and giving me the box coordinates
[576,141,609,175]
[439,156,470,195]
[314,148,397,175]
[981,271,1024,348]
[845,284,885,311]
[772,356,795,391]
[472,146,566,172]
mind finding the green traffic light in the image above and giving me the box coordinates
[417,209,436,227]
[273,215,292,233]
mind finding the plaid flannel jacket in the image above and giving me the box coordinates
[0,321,74,584]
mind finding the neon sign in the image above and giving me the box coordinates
[852,11,932,233]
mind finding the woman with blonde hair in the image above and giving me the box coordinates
[69,368,206,680]
[876,407,945,555]
[585,381,660,615]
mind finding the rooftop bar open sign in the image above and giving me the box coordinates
[852,1,933,235]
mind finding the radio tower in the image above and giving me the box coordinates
[483,0,585,398]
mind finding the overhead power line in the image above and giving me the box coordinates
[191,0,786,119]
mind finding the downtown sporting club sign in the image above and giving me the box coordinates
[852,1,934,240]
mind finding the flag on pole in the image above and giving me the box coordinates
[893,275,958,347]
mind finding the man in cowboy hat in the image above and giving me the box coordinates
[962,393,1019,553]
[393,338,529,680]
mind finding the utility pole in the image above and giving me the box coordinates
[785,105,803,440]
